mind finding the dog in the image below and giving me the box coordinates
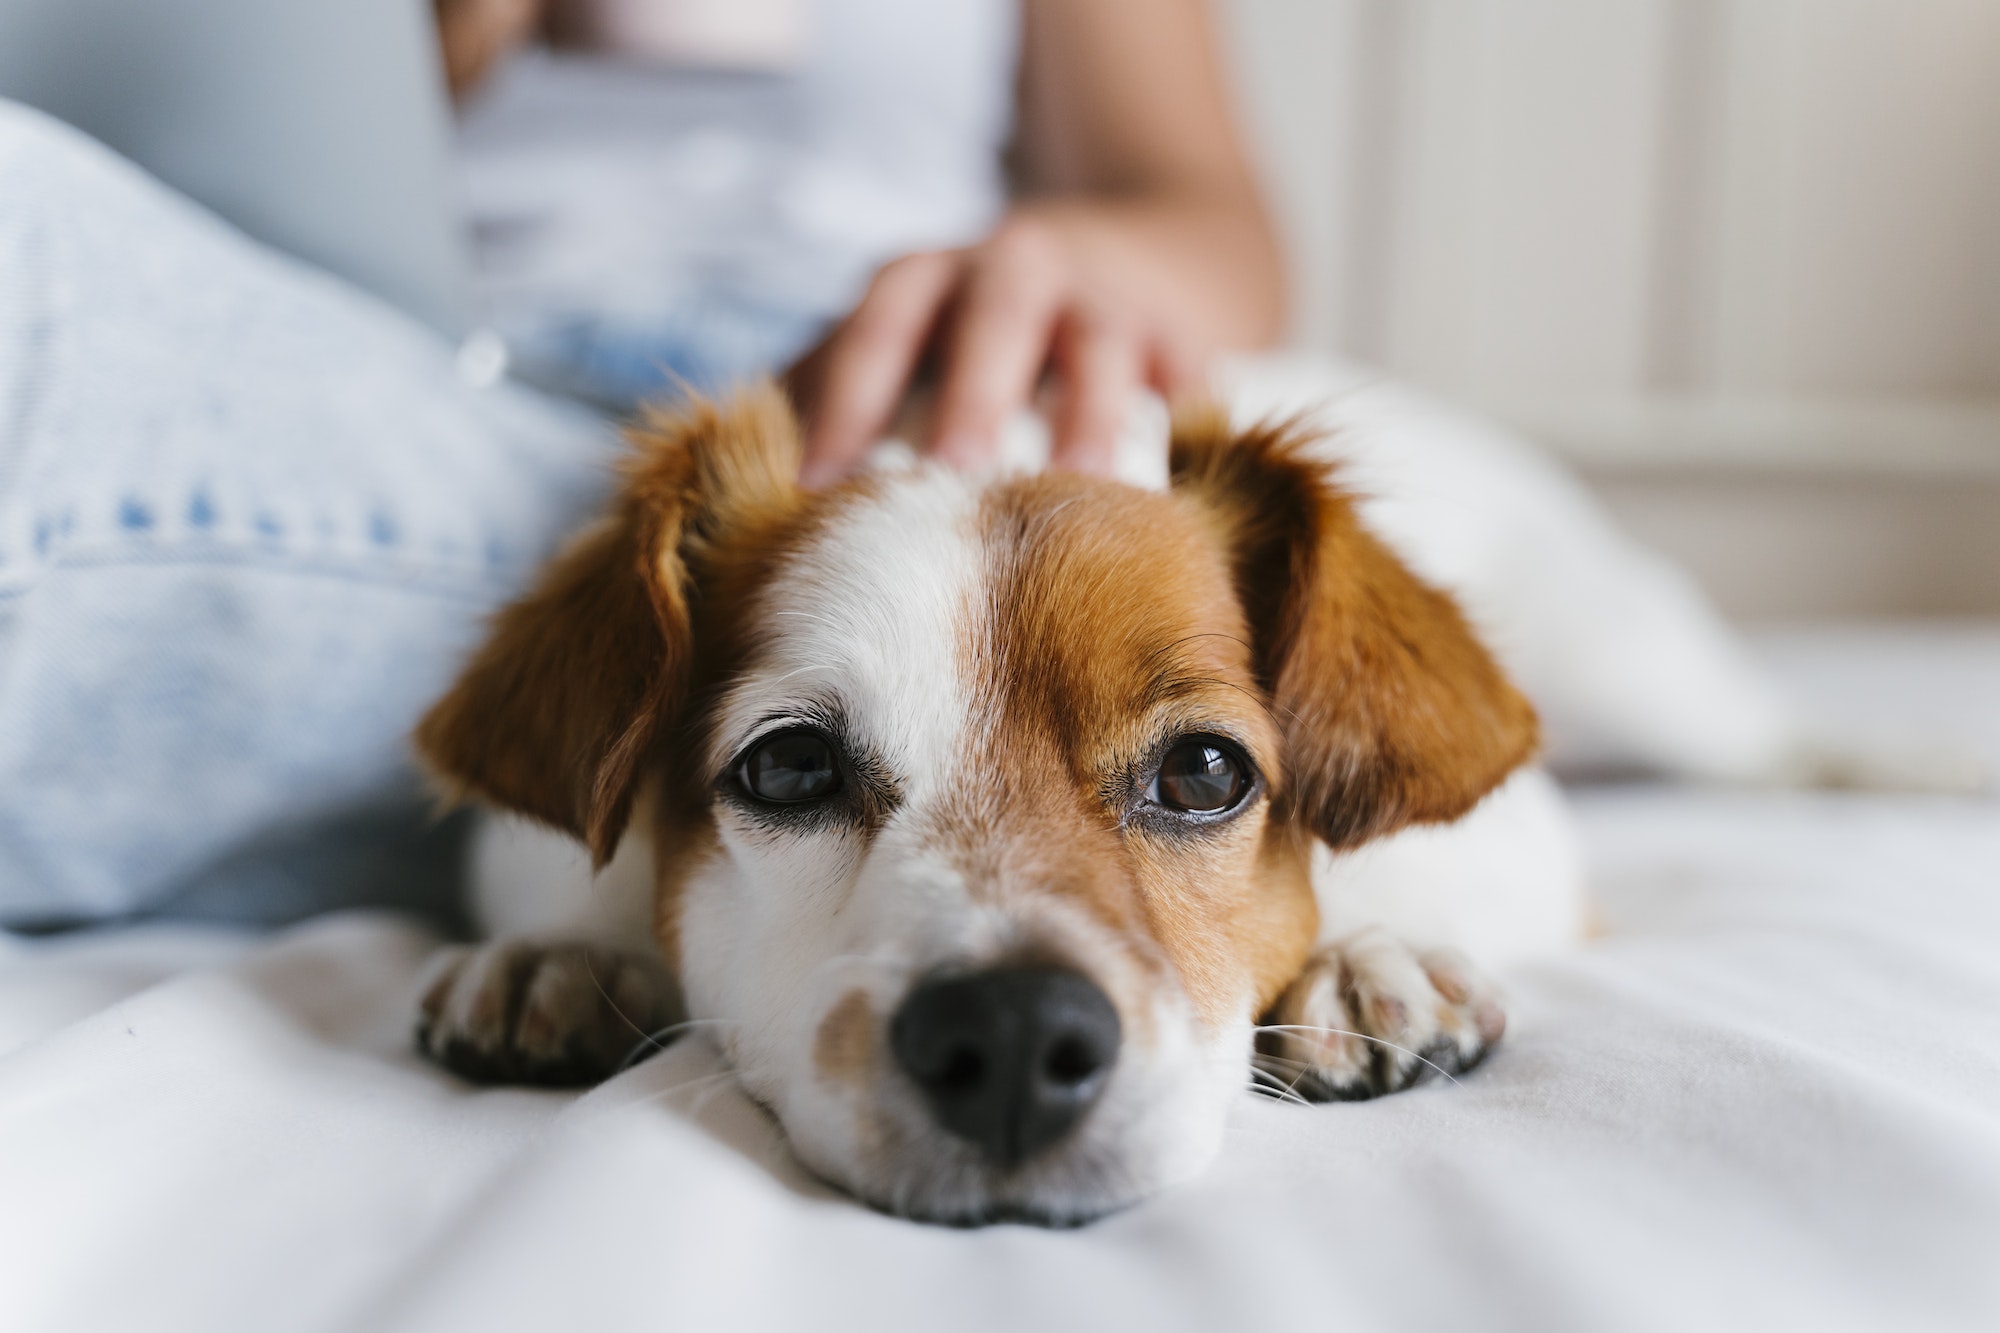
[410,384,1583,1224]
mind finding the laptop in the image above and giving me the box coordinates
[0,0,470,337]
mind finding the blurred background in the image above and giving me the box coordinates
[1220,0,2000,620]
[8,0,1995,623]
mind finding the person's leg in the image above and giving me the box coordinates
[0,101,619,930]
[501,291,830,414]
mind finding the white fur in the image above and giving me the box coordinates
[469,806,654,943]
[702,471,983,810]
[1314,766,1586,968]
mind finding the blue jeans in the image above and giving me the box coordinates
[501,294,830,414]
[0,102,624,929]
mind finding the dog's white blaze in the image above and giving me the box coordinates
[681,471,986,1100]
[706,472,981,797]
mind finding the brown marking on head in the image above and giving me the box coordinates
[937,413,1535,1029]
[813,987,877,1089]
[952,474,1317,1028]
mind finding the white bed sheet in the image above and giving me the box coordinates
[3,624,1998,1333]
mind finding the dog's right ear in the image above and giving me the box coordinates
[1170,408,1538,852]
[414,385,802,867]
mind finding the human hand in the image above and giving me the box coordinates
[788,205,1211,488]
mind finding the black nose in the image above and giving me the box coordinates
[890,966,1121,1171]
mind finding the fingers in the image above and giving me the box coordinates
[800,213,1198,486]
[1145,333,1203,403]
[798,251,961,487]
[927,221,1067,469]
[1048,308,1143,478]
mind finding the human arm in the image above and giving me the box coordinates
[433,0,545,101]
[792,0,1284,483]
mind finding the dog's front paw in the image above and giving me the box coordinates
[1257,929,1505,1102]
[415,939,681,1087]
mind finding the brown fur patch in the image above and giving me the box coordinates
[960,475,1318,1028]
[944,414,1536,1029]
[813,988,877,1088]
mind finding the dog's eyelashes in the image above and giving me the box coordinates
[1149,737,1250,814]
[741,729,843,804]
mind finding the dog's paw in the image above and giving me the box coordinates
[415,939,682,1087]
[1256,929,1505,1102]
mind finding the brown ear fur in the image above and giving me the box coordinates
[1170,408,1538,849]
[413,384,802,866]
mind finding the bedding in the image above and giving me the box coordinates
[3,621,1998,1333]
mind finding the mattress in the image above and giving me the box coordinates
[3,622,1997,1333]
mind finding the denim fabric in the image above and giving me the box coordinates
[501,292,830,414]
[0,102,625,929]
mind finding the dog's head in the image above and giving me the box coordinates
[417,386,1534,1223]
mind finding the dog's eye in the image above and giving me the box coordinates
[741,730,842,804]
[1151,739,1248,814]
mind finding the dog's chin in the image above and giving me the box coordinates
[800,1139,1191,1229]
[776,1081,1236,1229]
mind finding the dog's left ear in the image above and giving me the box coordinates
[415,385,802,866]
[1171,409,1538,850]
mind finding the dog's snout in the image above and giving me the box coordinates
[890,966,1121,1171]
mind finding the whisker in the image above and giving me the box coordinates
[685,1070,749,1120]
[1250,1051,1319,1072]
[581,953,675,1066]
[1246,1064,1313,1107]
[1255,1023,1464,1088]
[613,1017,743,1073]
[1249,1049,1318,1100]
[613,1069,741,1112]
[641,1017,743,1041]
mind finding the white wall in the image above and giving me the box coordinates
[1217,0,2000,616]
[1218,0,2000,404]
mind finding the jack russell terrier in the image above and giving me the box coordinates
[411,384,1583,1225]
